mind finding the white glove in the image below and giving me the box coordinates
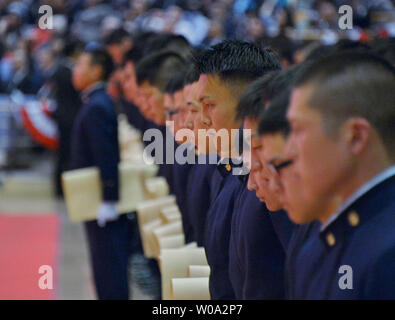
[97,202,119,227]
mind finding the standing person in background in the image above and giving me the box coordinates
[70,45,131,300]
[36,40,82,197]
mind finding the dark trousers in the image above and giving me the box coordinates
[84,214,133,300]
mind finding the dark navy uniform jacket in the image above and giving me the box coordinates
[70,84,119,201]
[186,153,220,247]
[288,171,395,299]
[204,160,242,300]
[229,176,286,299]
[284,221,320,299]
[172,144,195,243]
[268,209,295,253]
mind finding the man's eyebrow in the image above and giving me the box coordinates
[199,96,211,103]
[187,101,198,107]
[267,157,283,165]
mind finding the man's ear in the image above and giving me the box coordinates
[344,117,371,156]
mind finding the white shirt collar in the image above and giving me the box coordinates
[321,165,395,232]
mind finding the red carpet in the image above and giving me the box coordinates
[0,214,60,300]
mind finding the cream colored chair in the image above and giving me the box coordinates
[136,196,176,258]
[62,163,157,222]
[160,205,181,223]
[170,277,210,300]
[159,248,208,300]
[145,177,170,199]
[152,221,183,258]
[188,265,211,278]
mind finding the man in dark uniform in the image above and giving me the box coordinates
[184,153,220,246]
[193,40,282,299]
[134,50,197,245]
[35,41,82,197]
[70,45,131,299]
[135,50,188,195]
[121,46,187,299]
[257,89,320,300]
[162,71,195,244]
[183,65,221,246]
[284,52,395,299]
[228,74,296,299]
[236,71,297,252]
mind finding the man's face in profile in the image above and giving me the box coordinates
[72,53,100,91]
[172,89,189,143]
[140,81,166,125]
[196,74,241,157]
[243,117,269,203]
[285,85,348,223]
[259,131,311,220]
[256,132,286,211]
[196,74,239,133]
[122,61,139,105]
[184,81,215,154]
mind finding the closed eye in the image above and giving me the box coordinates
[203,102,215,108]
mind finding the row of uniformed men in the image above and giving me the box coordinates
[71,34,395,299]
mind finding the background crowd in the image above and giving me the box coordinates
[1,0,395,96]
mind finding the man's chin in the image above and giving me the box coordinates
[282,199,290,210]
[287,209,315,225]
[256,193,265,203]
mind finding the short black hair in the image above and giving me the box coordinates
[258,90,291,137]
[235,71,280,121]
[334,39,371,52]
[183,47,204,86]
[304,44,336,62]
[261,65,302,103]
[305,40,371,63]
[84,47,114,81]
[123,47,143,65]
[163,34,191,59]
[294,51,395,159]
[143,33,190,58]
[236,65,303,121]
[183,63,200,86]
[136,50,186,91]
[193,40,281,92]
[104,28,129,45]
[123,31,158,66]
[370,37,395,65]
[164,70,186,94]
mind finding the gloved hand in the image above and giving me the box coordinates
[97,202,119,227]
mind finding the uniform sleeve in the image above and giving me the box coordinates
[363,247,395,299]
[241,211,286,299]
[84,105,120,201]
[268,210,295,252]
